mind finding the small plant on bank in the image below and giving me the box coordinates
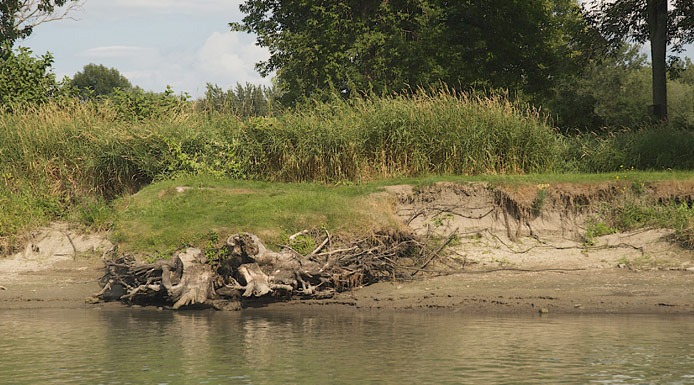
[288,234,317,256]
[74,197,114,231]
[532,184,550,216]
[584,219,617,246]
[430,213,454,228]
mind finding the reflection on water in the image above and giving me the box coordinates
[0,307,693,384]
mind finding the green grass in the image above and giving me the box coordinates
[112,175,398,255]
[112,172,694,256]
[367,170,694,188]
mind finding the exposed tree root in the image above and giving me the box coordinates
[92,230,430,310]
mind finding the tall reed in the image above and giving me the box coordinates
[0,89,563,244]
[237,90,560,181]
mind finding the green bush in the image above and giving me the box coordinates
[0,47,68,109]
[105,86,190,121]
[71,63,133,98]
[565,126,694,172]
[199,82,280,117]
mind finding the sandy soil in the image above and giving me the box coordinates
[3,255,693,314]
[280,269,694,314]
[2,181,693,314]
[0,224,111,309]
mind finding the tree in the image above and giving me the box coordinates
[231,0,598,105]
[1,0,83,57]
[585,0,694,121]
[0,46,64,108]
[71,63,132,98]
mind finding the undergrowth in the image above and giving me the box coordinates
[586,199,694,248]
[2,89,694,253]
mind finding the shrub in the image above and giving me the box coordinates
[0,47,68,109]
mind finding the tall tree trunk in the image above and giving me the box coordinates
[648,0,668,121]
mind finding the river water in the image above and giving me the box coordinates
[1,307,693,384]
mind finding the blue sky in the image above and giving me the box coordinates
[21,0,693,99]
[23,0,271,98]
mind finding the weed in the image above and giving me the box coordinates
[430,213,454,228]
[532,184,549,215]
[616,256,631,265]
[289,234,317,256]
[584,219,617,246]
[490,256,513,266]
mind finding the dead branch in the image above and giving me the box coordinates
[14,0,86,31]
[411,228,458,277]
[94,230,424,310]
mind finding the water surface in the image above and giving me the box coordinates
[1,308,693,384]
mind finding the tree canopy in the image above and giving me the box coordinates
[0,46,64,108]
[585,0,694,120]
[1,0,82,56]
[71,63,132,98]
[231,0,598,105]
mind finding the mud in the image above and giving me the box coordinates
[283,269,694,314]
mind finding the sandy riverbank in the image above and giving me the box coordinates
[2,181,694,314]
[2,252,693,314]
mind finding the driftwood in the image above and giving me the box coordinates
[92,230,447,310]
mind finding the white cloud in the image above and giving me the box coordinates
[195,32,272,89]
[75,32,271,97]
[79,45,155,59]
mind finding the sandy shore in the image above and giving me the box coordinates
[2,253,693,314]
[2,182,694,314]
[0,256,103,309]
[291,269,694,314]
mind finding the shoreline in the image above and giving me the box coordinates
[2,255,693,314]
[2,180,694,314]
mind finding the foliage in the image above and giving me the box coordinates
[0,46,67,109]
[592,198,694,249]
[105,86,190,121]
[231,0,598,105]
[545,44,694,131]
[199,82,279,117]
[71,63,133,98]
[584,0,694,51]
[584,0,694,120]
[4,89,694,250]
[566,126,694,172]
[1,0,81,56]
[545,44,650,130]
[584,219,617,246]
[235,89,560,181]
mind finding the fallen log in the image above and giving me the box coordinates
[93,230,432,310]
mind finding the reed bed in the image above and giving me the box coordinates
[237,91,560,181]
[2,90,694,247]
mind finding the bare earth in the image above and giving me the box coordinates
[0,224,111,309]
[1,182,693,314]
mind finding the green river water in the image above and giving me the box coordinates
[1,308,693,384]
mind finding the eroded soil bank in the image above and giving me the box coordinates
[1,181,693,313]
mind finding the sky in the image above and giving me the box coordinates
[21,0,693,99]
[23,0,271,98]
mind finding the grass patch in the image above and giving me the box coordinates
[583,219,618,246]
[587,199,694,248]
[368,170,694,189]
[112,175,399,256]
